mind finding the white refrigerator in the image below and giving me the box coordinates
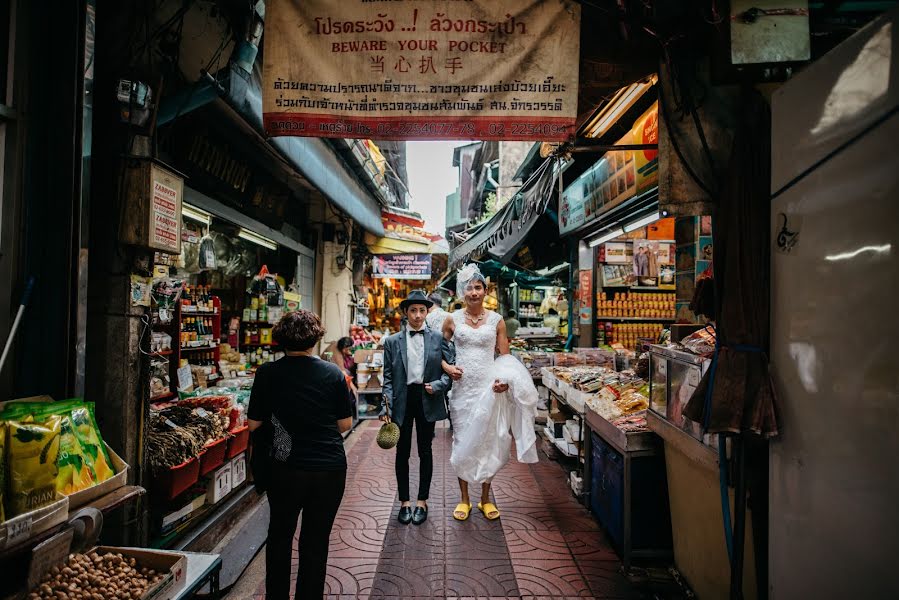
[769,7,899,599]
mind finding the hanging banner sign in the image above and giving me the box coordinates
[263,0,581,141]
[372,254,433,279]
[559,102,659,235]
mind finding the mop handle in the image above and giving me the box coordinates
[0,276,35,375]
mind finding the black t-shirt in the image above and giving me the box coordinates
[248,355,354,471]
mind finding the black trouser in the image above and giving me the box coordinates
[396,383,436,502]
[265,462,346,600]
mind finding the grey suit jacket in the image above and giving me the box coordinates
[382,326,454,425]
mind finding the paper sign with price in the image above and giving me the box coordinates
[6,515,33,546]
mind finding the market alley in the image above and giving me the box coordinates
[236,422,639,599]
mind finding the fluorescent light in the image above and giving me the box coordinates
[824,244,891,261]
[238,228,277,250]
[182,203,211,227]
[588,228,624,248]
[623,212,661,233]
[584,74,658,138]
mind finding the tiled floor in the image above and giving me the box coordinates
[252,423,639,599]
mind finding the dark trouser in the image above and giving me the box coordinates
[396,383,436,502]
[265,462,346,600]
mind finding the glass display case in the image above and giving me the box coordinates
[648,345,715,446]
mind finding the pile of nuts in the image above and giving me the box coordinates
[29,551,166,600]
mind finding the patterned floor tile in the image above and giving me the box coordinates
[444,558,520,597]
[249,427,641,600]
[510,559,593,597]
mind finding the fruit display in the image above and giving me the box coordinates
[28,551,166,600]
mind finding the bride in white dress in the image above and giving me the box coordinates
[442,264,538,521]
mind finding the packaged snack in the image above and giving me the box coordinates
[0,421,6,523]
[7,415,61,515]
[71,403,115,483]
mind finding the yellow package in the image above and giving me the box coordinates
[7,416,61,515]
[56,413,97,495]
[70,404,114,483]
[0,421,6,523]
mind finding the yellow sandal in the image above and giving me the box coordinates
[477,502,501,520]
[453,502,472,521]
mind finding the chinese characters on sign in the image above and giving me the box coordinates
[263,0,581,141]
[371,254,433,280]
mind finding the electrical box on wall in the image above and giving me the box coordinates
[731,0,811,65]
[118,158,186,255]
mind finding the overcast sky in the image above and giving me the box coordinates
[406,141,470,235]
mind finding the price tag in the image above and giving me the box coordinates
[195,408,209,418]
[231,455,247,486]
[6,515,33,546]
[687,369,701,387]
[204,249,216,268]
[658,360,667,376]
[27,529,73,589]
[177,364,193,391]
[164,419,179,429]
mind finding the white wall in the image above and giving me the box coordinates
[319,241,355,347]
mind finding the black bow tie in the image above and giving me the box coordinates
[408,329,425,336]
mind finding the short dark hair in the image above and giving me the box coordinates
[273,310,326,351]
[337,336,354,351]
[428,292,442,305]
[508,309,516,318]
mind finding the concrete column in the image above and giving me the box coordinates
[319,241,355,348]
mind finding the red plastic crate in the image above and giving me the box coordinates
[155,456,200,500]
[199,437,228,476]
[227,425,249,459]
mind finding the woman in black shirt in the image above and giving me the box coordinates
[248,310,353,600]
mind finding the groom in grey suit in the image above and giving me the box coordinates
[381,290,454,525]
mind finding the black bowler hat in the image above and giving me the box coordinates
[399,290,434,311]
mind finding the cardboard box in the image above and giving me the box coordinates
[0,494,70,550]
[230,453,247,487]
[206,462,232,504]
[161,493,206,533]
[94,546,187,600]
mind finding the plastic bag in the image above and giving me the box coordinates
[70,403,115,483]
[7,416,61,515]
[450,355,539,484]
[198,234,217,270]
[0,421,6,523]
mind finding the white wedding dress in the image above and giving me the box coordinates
[449,310,539,484]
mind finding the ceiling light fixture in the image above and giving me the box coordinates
[238,228,278,250]
[623,211,662,233]
[182,203,212,227]
[588,228,625,248]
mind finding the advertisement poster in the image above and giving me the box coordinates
[149,163,182,254]
[263,0,581,140]
[371,254,432,279]
[578,269,592,324]
[603,242,630,264]
[560,102,658,235]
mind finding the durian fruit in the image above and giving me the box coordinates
[377,422,401,449]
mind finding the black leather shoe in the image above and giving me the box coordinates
[412,506,428,525]
[398,506,413,524]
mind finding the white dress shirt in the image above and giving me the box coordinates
[406,325,426,385]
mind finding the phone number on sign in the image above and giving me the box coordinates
[375,121,569,137]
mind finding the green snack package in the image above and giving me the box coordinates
[0,421,6,523]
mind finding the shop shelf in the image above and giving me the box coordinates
[199,437,228,476]
[596,316,676,322]
[154,457,200,501]
[227,426,250,458]
[180,344,218,351]
[150,391,176,403]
